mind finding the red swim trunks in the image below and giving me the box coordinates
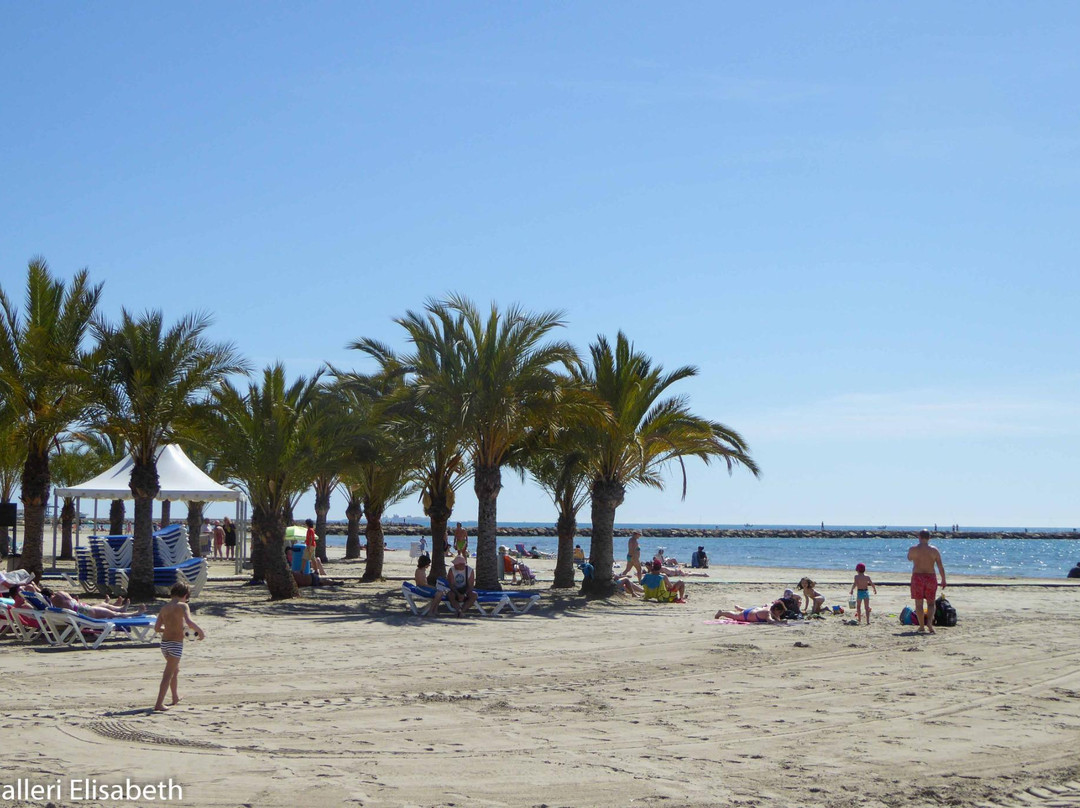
[910,573,938,601]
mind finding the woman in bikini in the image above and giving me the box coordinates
[715,601,787,623]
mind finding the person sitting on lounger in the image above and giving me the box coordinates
[573,545,586,565]
[415,554,432,587]
[38,586,144,618]
[715,601,787,623]
[642,560,687,602]
[444,555,477,617]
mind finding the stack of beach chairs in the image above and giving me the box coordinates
[75,524,207,598]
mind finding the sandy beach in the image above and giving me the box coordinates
[5,547,1080,808]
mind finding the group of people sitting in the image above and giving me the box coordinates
[711,578,843,623]
[498,546,536,584]
[413,554,477,617]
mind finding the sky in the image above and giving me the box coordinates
[2,3,1079,528]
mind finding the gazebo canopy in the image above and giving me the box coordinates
[54,444,241,502]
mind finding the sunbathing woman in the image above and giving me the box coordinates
[715,601,787,623]
[39,587,145,618]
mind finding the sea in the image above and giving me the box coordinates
[325,523,1080,580]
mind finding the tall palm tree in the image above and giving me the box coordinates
[0,258,102,579]
[576,332,759,596]
[0,401,27,556]
[386,296,579,589]
[346,338,470,585]
[193,365,324,600]
[88,310,245,601]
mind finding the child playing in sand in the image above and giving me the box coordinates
[796,577,828,616]
[153,582,205,712]
[849,563,878,624]
[715,601,787,624]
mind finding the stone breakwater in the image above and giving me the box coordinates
[328,526,1080,540]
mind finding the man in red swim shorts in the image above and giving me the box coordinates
[907,529,946,634]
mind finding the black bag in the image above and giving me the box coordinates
[933,596,957,627]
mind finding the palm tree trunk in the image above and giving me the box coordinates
[109,499,125,535]
[425,490,452,586]
[253,506,296,600]
[345,496,363,559]
[60,497,75,559]
[552,510,577,589]
[314,488,331,564]
[160,499,171,527]
[361,502,384,582]
[186,501,205,557]
[127,459,160,602]
[583,477,624,597]
[473,462,501,590]
[19,448,49,581]
[0,525,8,557]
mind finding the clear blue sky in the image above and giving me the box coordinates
[3,4,1078,528]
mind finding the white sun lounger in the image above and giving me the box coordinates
[42,607,156,650]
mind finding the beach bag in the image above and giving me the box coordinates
[933,596,957,627]
[899,606,918,626]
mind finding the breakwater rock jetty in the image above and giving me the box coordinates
[330,526,1080,540]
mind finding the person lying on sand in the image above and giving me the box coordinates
[715,601,787,624]
[657,563,709,578]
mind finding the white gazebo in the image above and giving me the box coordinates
[53,444,248,574]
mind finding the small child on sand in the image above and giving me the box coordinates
[796,577,828,616]
[849,563,878,624]
[153,582,205,712]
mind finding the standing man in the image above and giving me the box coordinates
[907,528,946,634]
[453,522,468,558]
[619,530,643,580]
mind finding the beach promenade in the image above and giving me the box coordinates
[4,548,1080,808]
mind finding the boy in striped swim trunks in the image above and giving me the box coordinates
[153,582,205,712]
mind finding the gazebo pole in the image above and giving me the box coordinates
[50,492,58,571]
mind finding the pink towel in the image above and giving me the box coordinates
[703,618,750,625]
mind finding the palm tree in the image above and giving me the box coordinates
[346,338,470,585]
[385,296,579,589]
[576,333,759,596]
[88,310,245,601]
[78,428,127,535]
[305,386,371,564]
[49,443,102,559]
[0,258,102,579]
[193,365,324,600]
[526,446,590,589]
[0,401,27,557]
[338,479,364,559]
[332,370,417,581]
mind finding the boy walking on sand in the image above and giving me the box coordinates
[153,582,205,712]
[849,563,878,624]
